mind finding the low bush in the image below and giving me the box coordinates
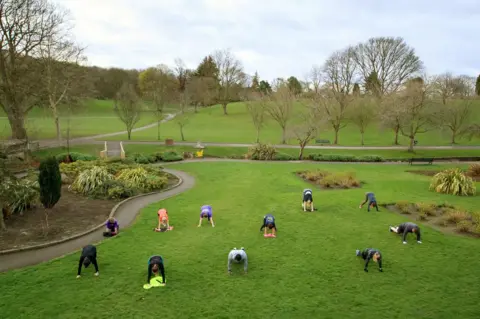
[297,170,360,189]
[6,179,40,214]
[467,163,480,177]
[443,210,469,224]
[307,154,385,162]
[429,168,476,196]
[160,151,183,162]
[129,153,156,164]
[90,179,139,200]
[246,143,277,160]
[456,220,473,233]
[415,202,437,216]
[417,211,428,221]
[56,152,96,163]
[471,212,480,225]
[274,153,296,161]
[395,200,411,214]
[71,166,113,195]
[116,167,149,189]
[60,160,96,178]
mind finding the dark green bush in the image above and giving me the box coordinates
[56,152,96,162]
[274,153,296,161]
[90,179,139,199]
[307,154,384,162]
[38,157,62,209]
[161,151,183,162]
[357,155,384,162]
[128,153,156,164]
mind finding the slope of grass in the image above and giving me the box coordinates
[33,144,480,161]
[105,101,480,146]
[1,162,479,318]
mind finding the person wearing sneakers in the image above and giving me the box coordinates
[198,205,215,227]
[147,255,166,286]
[355,248,383,272]
[154,208,172,232]
[390,222,422,244]
[302,188,314,212]
[359,192,379,212]
[227,247,248,275]
[77,245,99,278]
[260,213,277,237]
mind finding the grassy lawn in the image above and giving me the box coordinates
[33,144,480,161]
[104,102,480,146]
[0,99,179,140]
[0,162,479,318]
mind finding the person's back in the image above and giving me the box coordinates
[77,245,99,278]
[227,248,248,274]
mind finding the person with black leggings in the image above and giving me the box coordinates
[355,248,383,272]
[147,255,166,285]
[390,222,422,244]
[359,192,379,212]
[302,188,314,212]
[77,245,99,278]
[260,214,277,237]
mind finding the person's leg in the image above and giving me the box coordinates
[374,202,379,212]
[389,226,399,233]
[310,201,314,212]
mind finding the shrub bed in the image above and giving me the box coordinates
[296,170,361,189]
[127,151,183,163]
[429,168,476,196]
[382,201,480,237]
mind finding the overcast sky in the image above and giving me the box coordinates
[54,0,480,82]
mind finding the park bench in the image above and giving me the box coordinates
[315,139,331,145]
[408,158,434,165]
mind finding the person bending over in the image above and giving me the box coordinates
[103,217,119,237]
[302,188,314,212]
[77,244,99,278]
[147,255,166,285]
[227,247,248,275]
[359,192,379,212]
[155,208,171,232]
[260,214,277,237]
[356,248,383,272]
[390,222,422,244]
[198,205,215,227]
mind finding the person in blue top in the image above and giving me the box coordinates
[302,188,314,212]
[260,214,277,237]
[359,192,379,212]
[103,217,119,237]
[198,205,215,227]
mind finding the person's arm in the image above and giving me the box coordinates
[243,254,248,273]
[210,217,215,227]
[77,256,84,276]
[378,258,383,272]
[227,254,233,273]
[364,255,371,272]
[147,264,153,283]
[260,218,266,231]
[359,194,368,207]
[159,263,166,284]
[272,222,277,231]
[198,217,202,227]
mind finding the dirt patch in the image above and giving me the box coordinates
[296,170,362,190]
[381,202,480,238]
[0,174,180,251]
[406,170,480,182]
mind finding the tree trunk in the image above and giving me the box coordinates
[408,136,415,152]
[334,128,339,145]
[451,130,457,144]
[393,127,399,145]
[360,131,364,146]
[222,103,228,115]
[256,127,260,143]
[127,129,132,140]
[55,116,61,141]
[6,111,27,140]
[299,144,305,160]
[157,120,161,140]
[281,127,286,144]
[194,103,198,113]
[180,126,185,141]
[44,209,49,229]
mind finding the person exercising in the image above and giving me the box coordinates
[260,214,277,237]
[155,208,171,232]
[77,244,99,278]
[227,247,248,275]
[302,188,314,212]
[390,222,422,244]
[355,248,383,272]
[359,192,379,212]
[198,205,215,227]
[147,255,166,285]
[103,217,119,237]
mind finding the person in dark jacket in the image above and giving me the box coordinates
[390,222,422,244]
[356,248,383,272]
[359,192,379,212]
[260,214,277,237]
[77,245,99,278]
[147,255,166,285]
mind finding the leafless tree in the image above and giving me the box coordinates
[0,0,69,140]
[380,93,403,145]
[320,47,357,144]
[213,49,245,115]
[245,92,268,143]
[309,65,322,94]
[187,76,216,112]
[432,73,475,105]
[114,83,141,140]
[348,96,377,145]
[352,37,423,95]
[268,84,295,144]
[437,97,475,144]
[175,97,190,141]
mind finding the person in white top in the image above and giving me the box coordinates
[302,188,314,212]
[227,247,248,275]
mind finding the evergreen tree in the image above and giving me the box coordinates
[287,76,302,95]
[364,71,381,97]
[476,74,480,96]
[259,80,272,95]
[251,71,260,91]
[38,157,62,209]
[353,83,361,96]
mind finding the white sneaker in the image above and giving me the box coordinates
[417,241,422,244]
[403,241,407,244]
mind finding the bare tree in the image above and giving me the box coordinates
[353,37,423,95]
[309,65,322,94]
[245,92,268,143]
[114,83,141,140]
[175,98,190,141]
[288,103,326,160]
[0,0,70,140]
[380,93,403,145]
[397,78,437,151]
[187,76,216,112]
[213,49,245,115]
[268,84,294,144]
[437,97,475,144]
[349,96,377,145]
[39,26,86,141]
[432,73,475,105]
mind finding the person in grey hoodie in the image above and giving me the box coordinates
[390,222,422,244]
[355,248,383,272]
[227,247,248,275]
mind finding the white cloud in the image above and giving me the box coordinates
[54,0,480,81]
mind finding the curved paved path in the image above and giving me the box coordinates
[0,168,195,273]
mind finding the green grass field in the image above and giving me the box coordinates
[1,162,479,318]
[104,102,480,146]
[33,144,480,161]
[0,100,179,140]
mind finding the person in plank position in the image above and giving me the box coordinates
[390,222,422,244]
[198,205,215,227]
[77,244,99,278]
[103,217,119,237]
[147,255,166,286]
[260,214,277,237]
[302,188,314,212]
[355,248,383,272]
[227,247,248,275]
[154,208,172,232]
[359,192,379,212]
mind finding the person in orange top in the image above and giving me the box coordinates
[155,208,170,232]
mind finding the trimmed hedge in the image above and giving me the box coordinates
[307,154,385,162]
[128,151,183,164]
[56,152,97,162]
